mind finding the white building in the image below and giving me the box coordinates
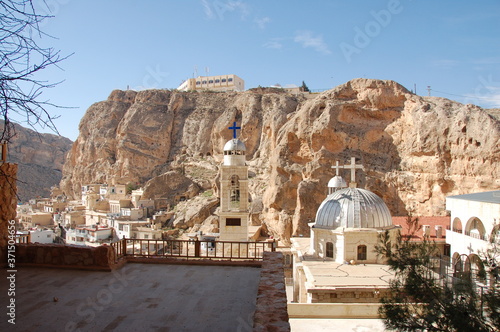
[177,74,245,92]
[65,225,113,246]
[446,190,500,281]
[18,229,55,244]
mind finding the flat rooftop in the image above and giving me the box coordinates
[292,238,394,289]
[1,263,261,332]
[447,190,500,204]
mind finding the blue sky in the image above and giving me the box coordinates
[23,0,500,140]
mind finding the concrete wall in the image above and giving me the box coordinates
[15,243,117,271]
[288,303,381,318]
[253,251,290,332]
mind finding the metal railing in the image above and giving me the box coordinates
[15,234,31,243]
[111,238,276,262]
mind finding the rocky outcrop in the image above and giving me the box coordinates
[1,121,72,201]
[171,195,219,230]
[141,170,201,210]
[60,79,500,242]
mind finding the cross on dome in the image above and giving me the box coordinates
[228,121,241,139]
[344,157,364,184]
[332,157,364,187]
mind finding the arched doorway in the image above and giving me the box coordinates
[469,254,486,282]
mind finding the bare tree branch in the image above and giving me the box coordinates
[0,0,72,142]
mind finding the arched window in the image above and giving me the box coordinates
[465,217,486,240]
[357,245,367,261]
[230,175,240,209]
[326,242,334,258]
[452,218,462,233]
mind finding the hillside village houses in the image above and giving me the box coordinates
[15,182,163,246]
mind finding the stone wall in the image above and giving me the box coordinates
[14,243,117,271]
[0,162,18,266]
[253,251,290,332]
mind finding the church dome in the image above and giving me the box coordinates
[224,139,246,153]
[328,175,347,189]
[314,187,392,229]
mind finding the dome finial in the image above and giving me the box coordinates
[329,160,347,194]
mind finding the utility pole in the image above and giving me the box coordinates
[427,86,431,96]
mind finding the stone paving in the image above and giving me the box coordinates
[1,263,261,332]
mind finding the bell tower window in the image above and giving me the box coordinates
[230,175,240,209]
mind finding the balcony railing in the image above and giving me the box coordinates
[15,234,31,244]
[463,230,488,241]
[111,238,276,262]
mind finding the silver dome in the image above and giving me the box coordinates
[223,139,246,152]
[328,175,347,189]
[315,187,392,229]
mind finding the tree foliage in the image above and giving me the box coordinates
[0,0,69,141]
[375,215,500,332]
[300,81,310,92]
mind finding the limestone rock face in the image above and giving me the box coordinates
[61,79,500,242]
[141,170,200,210]
[1,121,73,201]
[171,196,219,229]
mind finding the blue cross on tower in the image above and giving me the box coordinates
[228,121,241,139]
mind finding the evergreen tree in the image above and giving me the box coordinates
[300,81,310,92]
[375,215,500,332]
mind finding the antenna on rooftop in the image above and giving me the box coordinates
[194,66,198,78]
[205,67,210,76]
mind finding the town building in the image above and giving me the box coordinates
[17,228,55,244]
[177,74,244,92]
[65,224,113,246]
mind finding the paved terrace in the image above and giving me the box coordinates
[1,263,261,332]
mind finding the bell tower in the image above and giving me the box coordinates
[219,122,249,241]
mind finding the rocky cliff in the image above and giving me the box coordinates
[1,121,73,202]
[60,79,500,241]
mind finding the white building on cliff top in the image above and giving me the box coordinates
[177,74,244,92]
